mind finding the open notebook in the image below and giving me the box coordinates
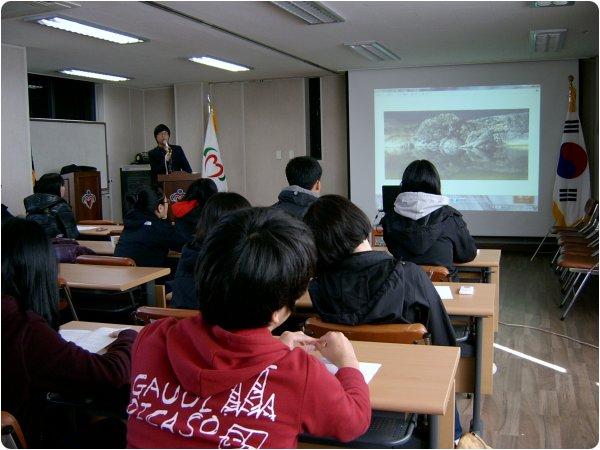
[59,327,120,353]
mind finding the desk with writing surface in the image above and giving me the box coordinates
[61,320,459,449]
[59,263,170,306]
[77,224,124,238]
[296,282,494,435]
[78,240,181,259]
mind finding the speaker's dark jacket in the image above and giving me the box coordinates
[148,145,192,179]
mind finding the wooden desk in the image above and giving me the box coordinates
[59,263,170,306]
[434,282,495,435]
[352,341,459,448]
[78,240,181,259]
[61,320,459,448]
[455,249,501,332]
[77,224,124,237]
[295,282,495,435]
[61,320,143,332]
[371,248,501,332]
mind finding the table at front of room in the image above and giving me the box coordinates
[59,263,170,307]
[61,321,460,448]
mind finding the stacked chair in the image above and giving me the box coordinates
[549,200,599,320]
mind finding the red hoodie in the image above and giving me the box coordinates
[126,316,371,448]
[171,200,198,218]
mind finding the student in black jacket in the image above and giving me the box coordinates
[171,192,250,309]
[304,195,456,347]
[115,186,186,267]
[24,173,79,239]
[381,160,477,280]
[304,195,462,440]
[171,178,218,243]
[272,156,321,220]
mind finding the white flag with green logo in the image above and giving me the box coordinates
[202,110,228,192]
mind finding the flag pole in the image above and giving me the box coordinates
[568,75,576,113]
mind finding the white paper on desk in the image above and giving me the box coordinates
[76,225,98,231]
[59,327,117,353]
[320,358,381,384]
[435,285,453,300]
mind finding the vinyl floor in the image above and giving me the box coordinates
[456,251,599,449]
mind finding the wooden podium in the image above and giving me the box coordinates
[157,172,201,218]
[63,171,102,221]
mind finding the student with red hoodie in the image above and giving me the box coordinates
[127,208,371,448]
[171,178,218,242]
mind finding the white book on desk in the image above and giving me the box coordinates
[435,285,453,300]
[320,358,381,384]
[59,327,118,353]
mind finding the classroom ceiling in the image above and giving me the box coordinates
[1,1,598,89]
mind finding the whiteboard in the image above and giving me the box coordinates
[30,119,108,188]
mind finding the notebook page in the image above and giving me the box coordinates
[59,327,118,353]
[320,358,381,384]
[435,285,453,300]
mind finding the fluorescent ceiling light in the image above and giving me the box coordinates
[345,41,400,62]
[34,16,144,44]
[271,2,344,24]
[59,69,130,82]
[533,1,574,6]
[188,56,251,72]
[530,29,567,52]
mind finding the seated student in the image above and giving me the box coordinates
[381,160,477,280]
[172,178,218,242]
[115,186,186,267]
[1,218,136,447]
[272,156,322,219]
[24,173,79,239]
[304,195,456,347]
[171,192,250,310]
[127,208,371,448]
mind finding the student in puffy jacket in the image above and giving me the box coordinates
[304,195,457,347]
[381,160,477,280]
[127,207,371,448]
[272,156,321,220]
[171,192,251,309]
[24,173,79,239]
[1,218,137,447]
[171,178,218,243]
[115,186,186,267]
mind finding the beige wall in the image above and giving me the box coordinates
[174,83,205,174]
[1,44,32,216]
[143,87,175,149]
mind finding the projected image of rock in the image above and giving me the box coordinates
[384,109,529,180]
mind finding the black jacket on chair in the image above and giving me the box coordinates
[382,193,477,280]
[308,251,456,346]
[24,193,79,239]
[114,210,186,268]
[271,186,318,220]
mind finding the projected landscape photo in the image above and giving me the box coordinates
[384,109,529,180]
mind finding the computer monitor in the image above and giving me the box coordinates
[382,185,401,213]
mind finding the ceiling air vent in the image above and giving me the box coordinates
[530,29,567,52]
[3,1,80,20]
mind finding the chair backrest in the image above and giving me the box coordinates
[78,219,117,225]
[419,265,451,282]
[1,411,27,449]
[304,317,429,344]
[75,255,136,266]
[135,306,198,324]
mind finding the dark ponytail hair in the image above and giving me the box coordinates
[125,186,166,215]
[2,218,60,329]
[181,178,218,205]
[192,192,251,247]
